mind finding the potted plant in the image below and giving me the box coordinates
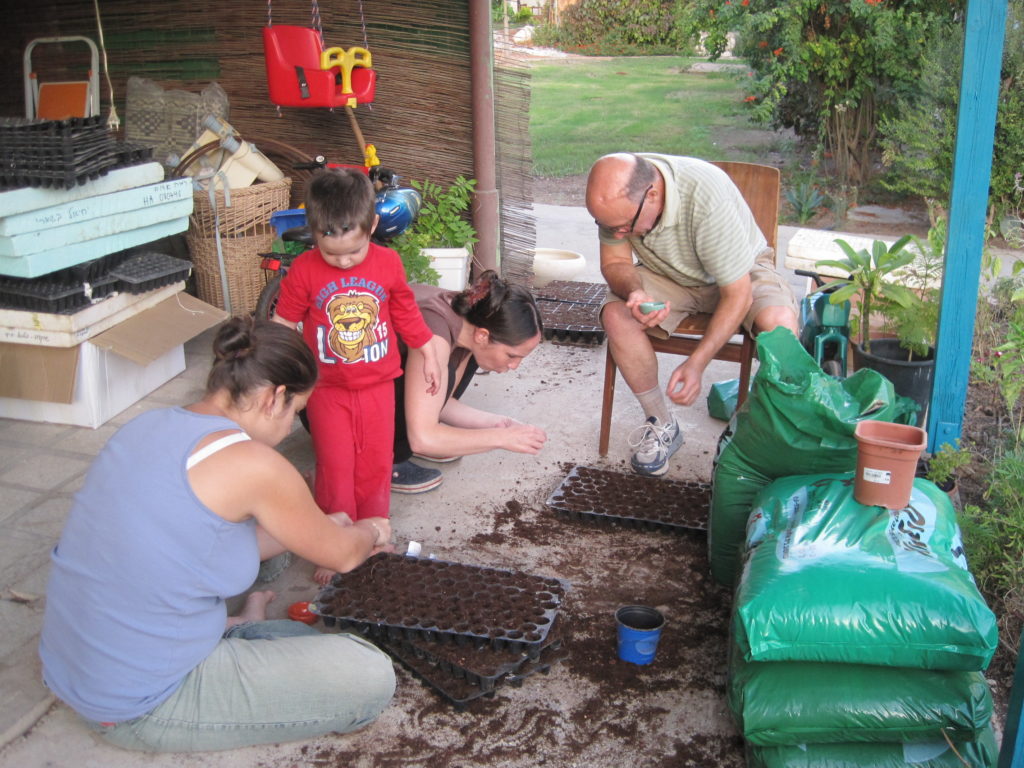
[392,176,477,289]
[816,230,939,425]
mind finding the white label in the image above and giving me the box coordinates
[862,467,892,485]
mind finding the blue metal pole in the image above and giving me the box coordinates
[1001,627,1024,768]
[926,0,1007,455]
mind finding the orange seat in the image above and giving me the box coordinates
[598,161,781,456]
[35,81,92,120]
[263,26,376,108]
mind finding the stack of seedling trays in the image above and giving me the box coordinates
[0,249,191,312]
[532,280,606,346]
[0,116,118,190]
[311,552,570,709]
[547,465,711,533]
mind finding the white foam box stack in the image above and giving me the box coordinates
[0,164,222,427]
[0,292,226,428]
[0,163,191,278]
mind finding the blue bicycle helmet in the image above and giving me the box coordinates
[374,187,422,238]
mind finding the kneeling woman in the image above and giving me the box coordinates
[39,317,395,753]
[392,269,548,491]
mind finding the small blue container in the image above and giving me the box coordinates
[270,208,307,239]
[615,605,665,665]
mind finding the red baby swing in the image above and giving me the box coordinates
[262,0,378,164]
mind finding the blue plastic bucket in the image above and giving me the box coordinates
[270,208,307,239]
[615,605,665,665]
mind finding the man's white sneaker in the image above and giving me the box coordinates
[628,416,683,476]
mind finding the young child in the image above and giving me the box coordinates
[273,168,440,583]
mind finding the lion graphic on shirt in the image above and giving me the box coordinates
[326,291,380,363]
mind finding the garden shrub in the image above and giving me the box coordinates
[682,0,962,188]
[531,0,687,54]
[879,0,1024,222]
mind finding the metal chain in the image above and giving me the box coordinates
[311,0,323,45]
[266,0,272,27]
[358,0,369,50]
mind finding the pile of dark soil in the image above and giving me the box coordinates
[281,472,744,768]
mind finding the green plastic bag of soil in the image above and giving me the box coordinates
[709,327,915,586]
[708,378,740,421]
[745,726,998,768]
[734,472,998,671]
[728,640,993,746]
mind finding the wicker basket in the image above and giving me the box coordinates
[186,177,292,315]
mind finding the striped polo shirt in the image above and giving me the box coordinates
[598,154,766,288]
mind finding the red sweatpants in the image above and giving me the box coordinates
[305,380,394,520]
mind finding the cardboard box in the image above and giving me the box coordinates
[0,292,226,428]
[0,281,186,347]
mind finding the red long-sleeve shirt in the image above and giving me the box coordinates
[275,242,433,389]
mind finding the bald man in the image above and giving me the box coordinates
[586,152,798,476]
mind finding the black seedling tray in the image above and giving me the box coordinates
[546,465,711,533]
[380,634,568,710]
[533,280,606,305]
[537,299,605,346]
[0,116,117,189]
[391,616,564,692]
[0,273,118,313]
[110,252,192,293]
[311,553,568,657]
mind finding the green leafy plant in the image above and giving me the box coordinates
[391,176,477,286]
[815,235,919,355]
[877,220,947,358]
[960,449,1024,639]
[530,0,687,53]
[924,439,972,488]
[784,178,828,224]
[682,0,961,188]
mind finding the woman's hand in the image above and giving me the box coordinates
[497,421,547,454]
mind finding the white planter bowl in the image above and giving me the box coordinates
[532,248,586,287]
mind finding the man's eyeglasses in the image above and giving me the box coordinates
[597,184,653,234]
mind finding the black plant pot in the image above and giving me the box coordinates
[851,339,935,428]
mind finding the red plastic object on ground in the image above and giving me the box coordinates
[263,26,376,108]
[287,600,318,625]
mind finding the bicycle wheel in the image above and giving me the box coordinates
[255,274,283,322]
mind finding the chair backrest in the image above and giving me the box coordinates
[709,161,780,250]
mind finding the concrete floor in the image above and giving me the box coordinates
[0,205,814,766]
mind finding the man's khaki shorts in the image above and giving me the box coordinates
[601,248,798,340]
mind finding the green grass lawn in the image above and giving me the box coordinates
[528,56,793,177]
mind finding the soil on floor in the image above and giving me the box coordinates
[280,475,743,768]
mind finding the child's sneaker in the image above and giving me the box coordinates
[391,460,443,493]
[628,416,683,476]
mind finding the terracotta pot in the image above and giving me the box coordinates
[853,420,927,509]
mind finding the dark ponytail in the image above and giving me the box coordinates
[206,317,318,404]
[450,270,543,346]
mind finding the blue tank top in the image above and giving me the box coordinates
[39,407,260,722]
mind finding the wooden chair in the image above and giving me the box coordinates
[597,160,781,456]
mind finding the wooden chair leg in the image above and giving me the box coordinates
[737,330,754,407]
[599,346,617,456]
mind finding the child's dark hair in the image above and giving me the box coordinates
[207,317,318,404]
[304,168,376,238]
[450,270,544,346]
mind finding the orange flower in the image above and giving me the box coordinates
[758,40,768,48]
[744,95,757,102]
[773,47,784,56]
[741,0,749,5]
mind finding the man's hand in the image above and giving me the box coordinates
[625,290,670,329]
[666,358,706,406]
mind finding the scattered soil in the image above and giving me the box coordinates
[280,481,742,768]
